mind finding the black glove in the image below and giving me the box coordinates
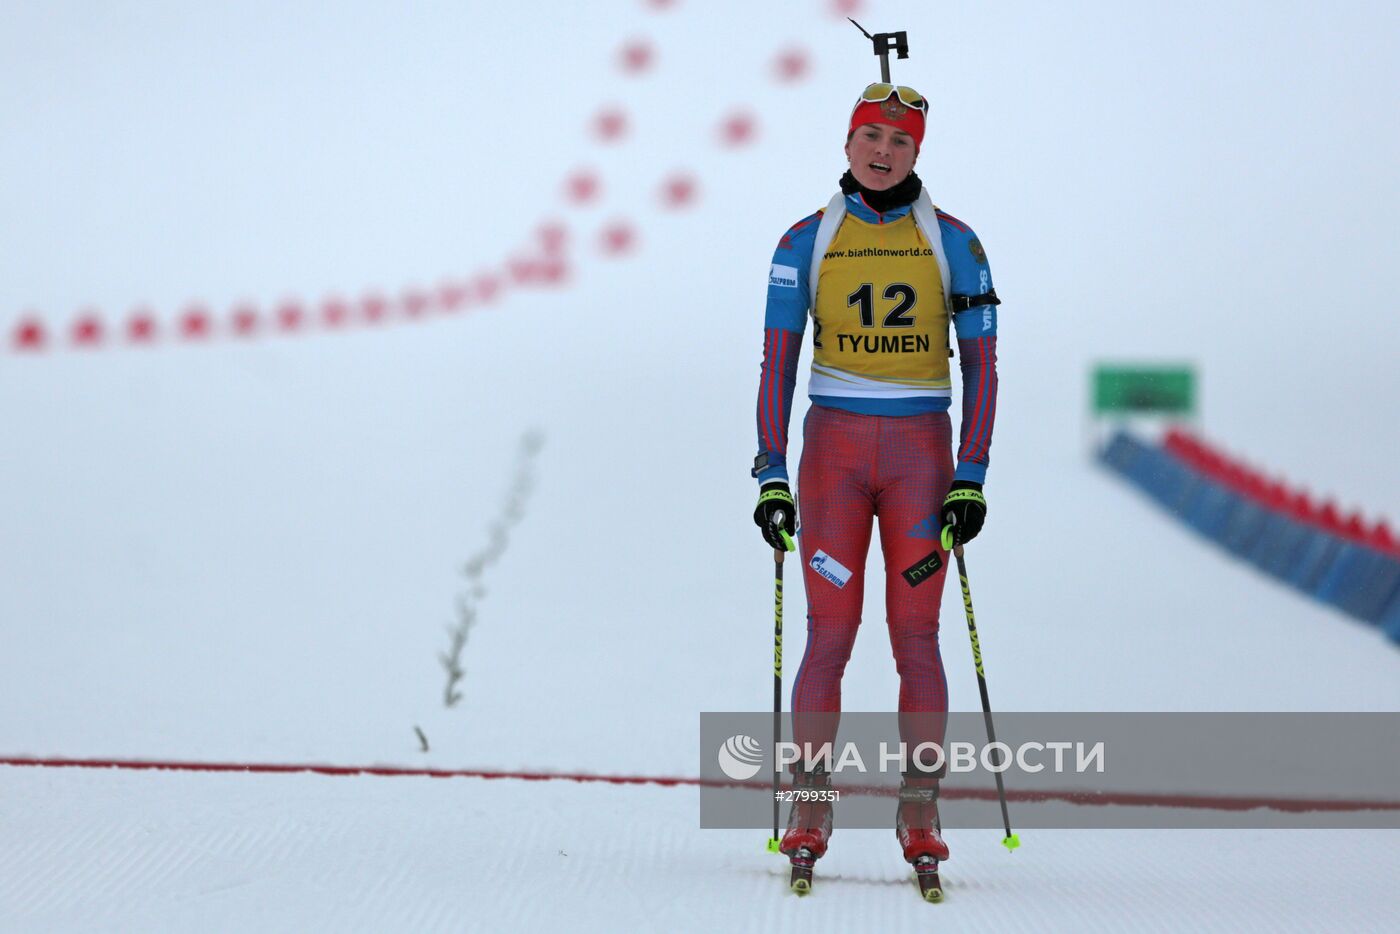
[941,480,987,547]
[753,481,798,552]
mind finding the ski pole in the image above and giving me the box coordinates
[767,512,795,853]
[941,527,1020,852]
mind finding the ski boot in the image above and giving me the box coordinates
[779,764,833,895]
[896,768,948,902]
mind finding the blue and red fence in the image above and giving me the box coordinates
[1099,428,1400,646]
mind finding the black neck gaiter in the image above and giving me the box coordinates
[839,169,923,214]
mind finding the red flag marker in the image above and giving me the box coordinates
[719,111,756,147]
[593,108,628,142]
[321,296,351,328]
[475,275,502,304]
[538,257,569,285]
[276,301,305,332]
[774,49,810,83]
[619,40,654,74]
[1369,520,1396,555]
[660,172,698,209]
[230,304,259,336]
[180,305,212,340]
[508,256,538,285]
[600,221,637,256]
[360,292,390,324]
[538,221,568,254]
[13,317,47,351]
[437,281,470,312]
[401,288,430,317]
[565,169,601,204]
[1289,490,1315,522]
[72,312,104,347]
[127,309,158,344]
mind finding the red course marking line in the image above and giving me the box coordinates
[3,757,1399,814]
[0,756,713,789]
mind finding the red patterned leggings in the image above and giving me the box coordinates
[793,405,954,757]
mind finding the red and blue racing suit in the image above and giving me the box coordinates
[755,191,1000,757]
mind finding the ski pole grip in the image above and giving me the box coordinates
[772,510,797,555]
[941,524,954,551]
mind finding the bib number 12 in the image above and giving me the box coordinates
[848,283,917,328]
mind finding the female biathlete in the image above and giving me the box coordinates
[751,82,1001,884]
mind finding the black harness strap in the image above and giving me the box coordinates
[950,288,1001,313]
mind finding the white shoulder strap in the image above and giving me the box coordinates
[809,190,952,313]
[808,193,847,311]
[910,190,952,312]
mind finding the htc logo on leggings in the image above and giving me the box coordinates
[901,550,945,588]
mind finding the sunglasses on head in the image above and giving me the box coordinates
[855,83,929,114]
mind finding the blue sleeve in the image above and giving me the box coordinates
[755,211,819,484]
[764,212,819,331]
[939,212,1000,484]
[939,211,997,340]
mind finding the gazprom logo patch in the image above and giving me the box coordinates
[810,550,852,588]
[769,264,799,288]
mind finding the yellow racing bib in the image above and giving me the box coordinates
[810,212,950,400]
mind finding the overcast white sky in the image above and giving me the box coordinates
[3,1,1396,509]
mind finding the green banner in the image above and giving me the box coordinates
[1093,364,1196,415]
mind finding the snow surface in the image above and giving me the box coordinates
[3,768,1398,934]
[3,1,1399,931]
